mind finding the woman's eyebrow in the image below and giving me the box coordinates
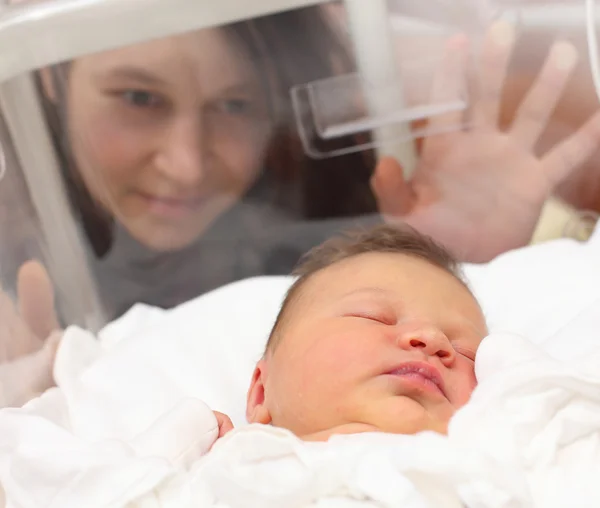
[99,66,168,87]
[215,79,266,98]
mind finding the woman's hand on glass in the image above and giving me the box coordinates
[0,331,62,408]
[371,21,600,262]
[0,260,61,407]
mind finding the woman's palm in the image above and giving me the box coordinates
[373,22,600,261]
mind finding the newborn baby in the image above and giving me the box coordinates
[244,224,488,440]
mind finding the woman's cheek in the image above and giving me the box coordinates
[73,115,152,191]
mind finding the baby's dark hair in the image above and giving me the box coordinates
[265,223,466,353]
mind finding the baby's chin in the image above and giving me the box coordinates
[387,419,449,435]
[291,417,450,442]
[361,398,454,436]
[267,399,455,439]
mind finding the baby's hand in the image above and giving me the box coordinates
[301,423,380,442]
[214,411,234,438]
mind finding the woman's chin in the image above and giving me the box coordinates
[124,221,209,252]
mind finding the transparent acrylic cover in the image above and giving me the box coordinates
[0,0,599,405]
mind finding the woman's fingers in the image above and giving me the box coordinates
[371,157,416,217]
[510,41,579,149]
[17,261,60,341]
[422,33,470,151]
[0,290,38,361]
[542,109,600,186]
[472,20,517,129]
[0,261,59,366]
[0,331,60,407]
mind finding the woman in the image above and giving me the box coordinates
[3,4,600,404]
[36,7,382,318]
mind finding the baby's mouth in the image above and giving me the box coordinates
[385,362,447,399]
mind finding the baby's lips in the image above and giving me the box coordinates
[385,360,447,398]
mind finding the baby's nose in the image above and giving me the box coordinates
[398,325,455,363]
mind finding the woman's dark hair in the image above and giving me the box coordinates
[39,4,377,257]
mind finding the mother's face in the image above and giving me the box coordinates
[63,28,273,251]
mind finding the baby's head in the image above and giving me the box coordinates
[246,225,487,437]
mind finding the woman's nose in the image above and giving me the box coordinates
[397,325,455,364]
[155,116,206,186]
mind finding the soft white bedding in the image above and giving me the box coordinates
[86,226,600,426]
[0,331,599,508]
[2,229,600,507]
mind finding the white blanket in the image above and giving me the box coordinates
[0,329,598,508]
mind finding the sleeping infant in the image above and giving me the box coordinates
[219,224,488,441]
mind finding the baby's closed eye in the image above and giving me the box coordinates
[343,307,396,326]
[452,344,476,361]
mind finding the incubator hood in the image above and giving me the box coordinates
[0,0,598,335]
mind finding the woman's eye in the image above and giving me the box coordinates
[122,90,162,108]
[216,98,251,115]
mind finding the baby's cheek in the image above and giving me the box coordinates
[451,366,478,408]
[301,335,373,382]
[274,337,367,415]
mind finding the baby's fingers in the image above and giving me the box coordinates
[214,411,234,438]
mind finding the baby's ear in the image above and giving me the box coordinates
[246,360,272,425]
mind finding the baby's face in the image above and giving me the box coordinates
[247,252,488,437]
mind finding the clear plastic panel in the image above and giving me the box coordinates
[0,0,599,406]
[292,57,470,158]
[0,113,44,298]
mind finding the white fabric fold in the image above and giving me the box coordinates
[1,329,598,507]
